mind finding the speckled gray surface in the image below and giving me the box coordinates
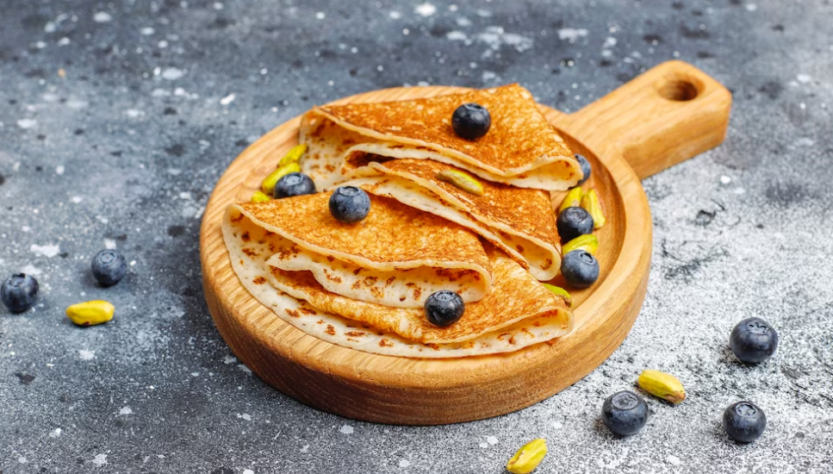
[1,0,832,472]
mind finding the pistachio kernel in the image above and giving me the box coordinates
[580,189,606,229]
[436,169,484,196]
[261,163,301,195]
[558,186,585,214]
[66,300,115,327]
[562,234,599,256]
[638,369,686,404]
[542,284,572,308]
[250,191,271,203]
[278,143,308,168]
[506,438,548,474]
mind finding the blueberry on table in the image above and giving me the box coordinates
[92,250,127,286]
[1,274,39,313]
[424,290,465,327]
[329,186,371,223]
[729,317,779,364]
[723,401,766,443]
[275,172,316,199]
[561,250,599,288]
[574,154,592,186]
[557,207,594,242]
[452,103,491,139]
[602,391,648,436]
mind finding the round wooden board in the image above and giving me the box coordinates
[200,61,731,425]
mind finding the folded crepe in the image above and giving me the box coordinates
[299,84,582,191]
[223,199,574,358]
[227,193,492,309]
[342,157,562,281]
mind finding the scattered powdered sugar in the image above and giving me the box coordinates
[399,460,411,467]
[119,406,133,415]
[220,93,236,105]
[415,3,437,17]
[339,424,354,434]
[161,68,185,80]
[17,119,37,129]
[31,244,60,258]
[49,428,62,438]
[558,28,588,42]
[93,12,112,23]
[92,454,108,466]
[79,350,95,360]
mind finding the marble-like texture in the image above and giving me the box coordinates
[1,1,832,472]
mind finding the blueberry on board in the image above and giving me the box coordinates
[723,401,766,443]
[602,391,649,437]
[452,103,491,140]
[329,186,371,223]
[575,154,592,185]
[557,207,594,242]
[424,290,465,327]
[275,172,316,199]
[561,250,600,288]
[91,249,127,286]
[1,274,39,313]
[729,317,779,364]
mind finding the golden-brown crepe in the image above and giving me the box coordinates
[300,84,582,191]
[223,206,574,358]
[229,193,492,308]
[343,157,562,280]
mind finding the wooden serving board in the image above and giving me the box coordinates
[200,61,731,425]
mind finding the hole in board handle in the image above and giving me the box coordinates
[657,79,699,102]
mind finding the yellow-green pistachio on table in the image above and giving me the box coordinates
[562,234,599,256]
[436,169,484,196]
[278,143,308,168]
[542,284,572,307]
[580,188,606,229]
[558,187,585,214]
[506,438,548,474]
[638,369,686,404]
[261,163,301,195]
[250,191,271,203]
[66,300,115,327]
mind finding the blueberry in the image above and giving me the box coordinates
[602,391,648,437]
[557,207,594,243]
[575,154,592,185]
[1,274,39,313]
[275,172,316,199]
[424,290,465,327]
[723,401,766,443]
[729,317,779,364]
[91,249,127,286]
[452,103,491,140]
[329,186,371,223]
[561,250,600,289]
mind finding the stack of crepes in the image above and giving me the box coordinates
[223,84,584,358]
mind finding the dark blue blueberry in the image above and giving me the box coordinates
[557,207,594,243]
[452,103,491,140]
[1,274,39,313]
[275,172,316,199]
[92,249,127,286]
[424,290,465,327]
[575,154,592,185]
[723,401,766,443]
[561,250,600,288]
[329,186,371,223]
[602,391,648,437]
[729,317,779,364]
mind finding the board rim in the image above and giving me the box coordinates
[199,86,652,423]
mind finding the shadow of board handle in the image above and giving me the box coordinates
[561,60,733,180]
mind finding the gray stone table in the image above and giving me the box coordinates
[1,0,832,472]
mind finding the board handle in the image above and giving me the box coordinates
[565,61,732,179]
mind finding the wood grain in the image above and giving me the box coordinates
[200,61,731,424]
